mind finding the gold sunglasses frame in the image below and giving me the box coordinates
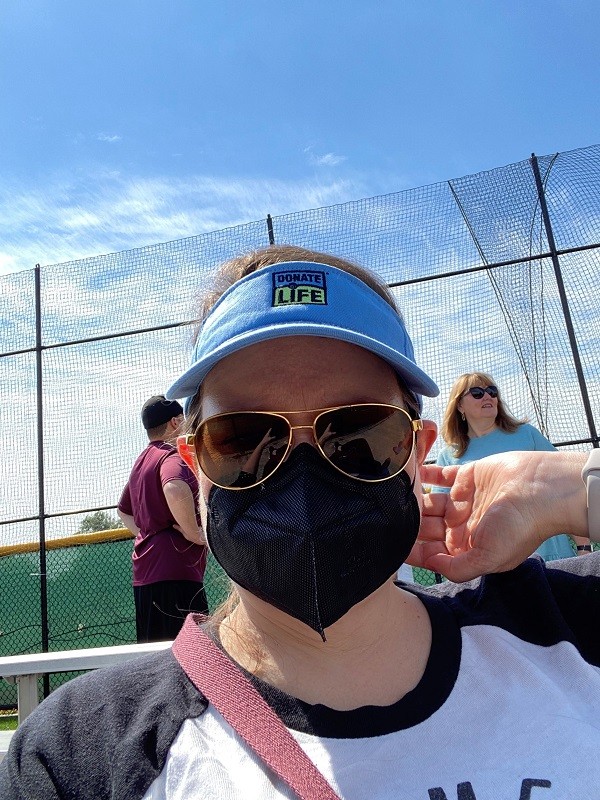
[178,403,423,490]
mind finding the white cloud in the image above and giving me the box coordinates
[96,133,122,143]
[304,145,347,167]
[314,152,346,167]
[0,171,367,275]
[0,253,18,272]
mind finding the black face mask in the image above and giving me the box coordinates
[206,443,421,638]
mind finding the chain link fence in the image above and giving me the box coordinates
[1,145,599,707]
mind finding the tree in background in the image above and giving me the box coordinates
[79,511,121,533]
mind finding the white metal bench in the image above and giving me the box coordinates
[0,641,172,760]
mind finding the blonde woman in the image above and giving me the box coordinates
[435,371,591,560]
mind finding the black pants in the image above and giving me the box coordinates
[134,580,208,643]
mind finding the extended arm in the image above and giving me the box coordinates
[571,533,592,552]
[117,508,140,537]
[241,429,276,476]
[413,451,589,582]
[163,480,207,546]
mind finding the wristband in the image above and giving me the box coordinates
[582,449,600,543]
[576,545,592,552]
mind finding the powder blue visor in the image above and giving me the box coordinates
[166,261,439,411]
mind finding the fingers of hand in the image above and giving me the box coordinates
[421,463,459,490]
[421,491,449,521]
[420,551,487,584]
[421,490,473,550]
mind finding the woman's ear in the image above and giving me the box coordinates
[416,419,437,465]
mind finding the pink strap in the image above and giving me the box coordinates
[172,614,340,800]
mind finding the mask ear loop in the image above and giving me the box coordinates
[406,424,419,494]
[177,435,199,474]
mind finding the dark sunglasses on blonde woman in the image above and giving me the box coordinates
[463,385,498,400]
[178,403,422,489]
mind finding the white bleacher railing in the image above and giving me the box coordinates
[0,641,172,759]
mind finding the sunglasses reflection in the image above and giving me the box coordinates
[329,438,392,479]
[232,428,278,487]
[232,428,398,486]
[264,444,287,477]
[209,405,416,489]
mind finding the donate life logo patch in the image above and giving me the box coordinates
[272,270,328,306]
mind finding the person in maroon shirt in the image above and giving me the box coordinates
[118,396,208,642]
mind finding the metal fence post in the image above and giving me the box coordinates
[34,264,50,697]
[529,154,599,448]
[266,214,275,245]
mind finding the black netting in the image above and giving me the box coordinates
[0,270,36,354]
[0,546,230,708]
[39,219,269,346]
[1,353,38,528]
[448,158,542,264]
[542,147,600,250]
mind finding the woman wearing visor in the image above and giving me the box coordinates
[3,246,600,799]
[435,371,591,560]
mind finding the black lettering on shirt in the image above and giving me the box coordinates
[428,783,477,800]
[428,778,551,800]
[519,779,551,799]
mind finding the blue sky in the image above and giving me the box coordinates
[1,0,598,274]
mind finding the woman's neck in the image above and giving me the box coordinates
[467,419,498,439]
[219,581,432,710]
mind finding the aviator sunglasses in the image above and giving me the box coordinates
[177,404,423,490]
[462,385,498,400]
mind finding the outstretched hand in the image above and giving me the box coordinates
[408,451,588,582]
[258,428,276,448]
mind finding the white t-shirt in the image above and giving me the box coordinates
[3,553,600,800]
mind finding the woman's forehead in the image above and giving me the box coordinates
[201,337,402,409]
[209,336,396,378]
[464,373,493,388]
